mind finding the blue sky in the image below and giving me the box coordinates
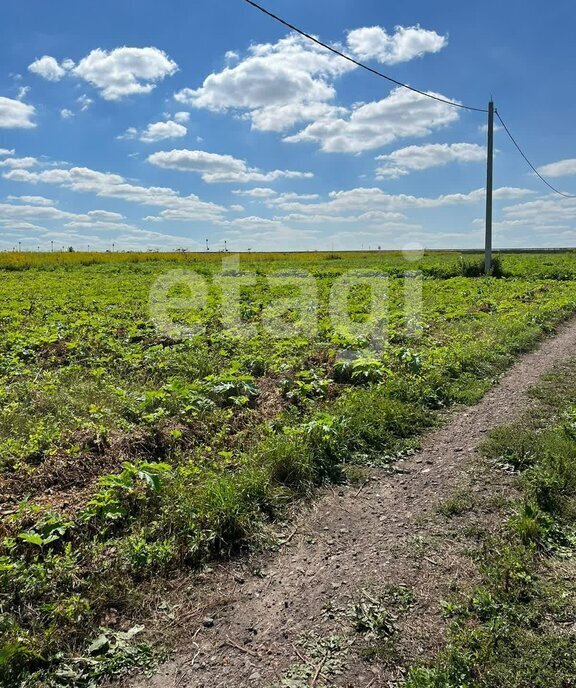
[1,0,575,252]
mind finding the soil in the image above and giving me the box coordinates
[117,319,576,688]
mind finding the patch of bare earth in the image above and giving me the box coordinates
[115,320,576,688]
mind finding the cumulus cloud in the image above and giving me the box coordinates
[28,55,69,81]
[0,202,84,222]
[2,165,227,220]
[0,220,48,233]
[73,47,178,100]
[29,47,178,100]
[375,142,486,178]
[173,111,190,123]
[120,119,187,143]
[0,148,15,156]
[266,185,533,217]
[536,159,576,178]
[174,34,353,132]
[250,102,348,134]
[503,196,576,224]
[0,156,38,169]
[0,97,36,128]
[284,87,460,153]
[61,109,74,119]
[174,27,452,149]
[147,149,313,183]
[346,25,447,64]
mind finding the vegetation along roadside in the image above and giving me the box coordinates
[1,250,576,686]
[405,359,576,687]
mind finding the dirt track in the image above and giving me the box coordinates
[122,319,576,688]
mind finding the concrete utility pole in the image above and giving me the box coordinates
[484,100,495,275]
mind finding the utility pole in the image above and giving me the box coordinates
[484,100,495,275]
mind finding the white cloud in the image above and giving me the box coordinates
[284,87,460,153]
[250,102,348,134]
[3,165,227,220]
[232,187,277,198]
[175,34,354,132]
[267,185,533,216]
[277,210,407,225]
[375,142,486,178]
[217,215,284,230]
[267,192,321,205]
[61,108,74,119]
[86,210,125,221]
[147,149,313,183]
[72,47,178,100]
[30,48,178,100]
[0,148,15,156]
[64,220,138,231]
[0,220,48,233]
[0,203,83,222]
[347,25,447,64]
[77,94,93,111]
[28,55,69,81]
[7,195,55,206]
[0,97,36,128]
[17,86,30,100]
[502,196,576,224]
[536,159,576,178]
[175,29,453,145]
[0,203,129,230]
[0,156,38,169]
[118,127,139,140]
[173,111,190,123]
[120,120,187,143]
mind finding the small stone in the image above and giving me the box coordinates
[202,617,214,628]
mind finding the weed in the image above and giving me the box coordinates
[3,253,576,683]
[437,490,475,517]
[405,358,576,686]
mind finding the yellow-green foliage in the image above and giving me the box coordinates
[2,251,576,685]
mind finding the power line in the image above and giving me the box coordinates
[242,1,575,201]
[242,0,488,114]
[496,110,576,199]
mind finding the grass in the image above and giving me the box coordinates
[437,490,476,517]
[404,360,576,688]
[2,251,576,685]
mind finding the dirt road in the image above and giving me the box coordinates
[122,319,576,687]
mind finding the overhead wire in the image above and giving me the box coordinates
[243,0,575,200]
[496,110,576,199]
[242,0,488,113]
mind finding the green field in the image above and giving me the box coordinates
[2,250,576,686]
